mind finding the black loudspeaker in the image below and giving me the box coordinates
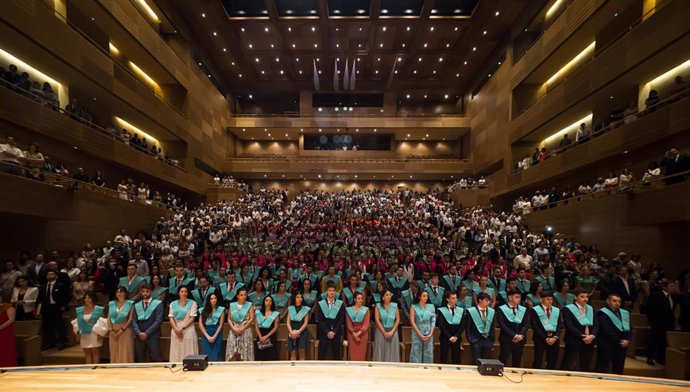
[183,355,208,371]
[477,358,504,376]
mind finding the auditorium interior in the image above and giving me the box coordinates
[1,0,690,389]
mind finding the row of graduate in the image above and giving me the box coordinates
[73,281,633,374]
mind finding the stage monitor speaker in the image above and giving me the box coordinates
[183,355,208,371]
[477,359,503,376]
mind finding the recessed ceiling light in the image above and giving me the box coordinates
[255,58,259,62]
[413,70,417,74]
[397,57,402,62]
[423,43,428,48]
[288,27,292,32]
[446,43,451,48]
[456,73,460,77]
[394,70,398,74]
[213,32,217,36]
[241,27,245,32]
[483,30,487,35]
[318,70,322,74]
[261,70,265,74]
[418,57,422,62]
[430,26,435,31]
[495,11,500,16]
[336,44,339,48]
[454,26,458,31]
[358,44,362,48]
[424,95,428,99]
[377,57,381,62]
[359,27,363,31]
[379,43,383,48]
[382,26,387,32]
[296,58,300,62]
[292,44,296,48]
[201,13,206,18]
[402,43,406,47]
[275,57,280,62]
[238,74,242,77]
[311,26,316,32]
[357,58,361,62]
[406,26,411,31]
[375,70,379,74]
[299,70,303,74]
[198,62,202,66]
[316,58,319,62]
[373,128,377,132]
[264,27,269,32]
[314,44,318,48]
[473,47,477,51]
[270,44,274,48]
[433,70,436,74]
[444,94,449,99]
[248,94,253,99]
[426,134,429,137]
[464,61,468,65]
[438,57,443,62]
[280,70,284,74]
[285,133,288,137]
[242,128,245,132]
[407,133,411,137]
[248,44,253,48]
[223,48,227,52]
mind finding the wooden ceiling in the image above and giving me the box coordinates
[158,0,547,110]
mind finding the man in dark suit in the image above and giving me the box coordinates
[437,290,467,364]
[560,290,598,371]
[646,279,676,365]
[497,289,529,367]
[218,270,242,307]
[38,270,70,350]
[531,292,562,369]
[316,282,345,360]
[27,253,48,286]
[595,293,633,374]
[610,266,636,306]
[47,260,71,287]
[387,266,409,302]
[132,284,164,362]
[168,263,195,303]
[661,148,689,185]
[466,292,496,365]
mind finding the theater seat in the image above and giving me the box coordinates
[665,331,690,379]
[14,320,42,366]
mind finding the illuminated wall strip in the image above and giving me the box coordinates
[128,61,160,91]
[135,0,160,23]
[544,41,596,86]
[0,47,68,107]
[545,0,564,19]
[108,42,120,56]
[639,58,690,109]
[542,113,592,146]
[113,116,161,147]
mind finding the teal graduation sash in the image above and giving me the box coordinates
[346,306,368,323]
[304,274,318,288]
[467,307,495,336]
[76,305,103,334]
[516,279,531,293]
[401,289,415,307]
[488,278,506,292]
[554,292,575,307]
[168,276,194,294]
[229,301,252,323]
[256,310,280,328]
[288,305,311,322]
[600,307,630,331]
[289,268,304,281]
[108,300,133,324]
[237,271,255,285]
[534,305,559,332]
[318,299,343,319]
[499,290,509,303]
[203,306,226,326]
[151,287,168,300]
[527,294,541,305]
[119,276,143,293]
[143,276,151,285]
[425,286,445,307]
[443,275,462,291]
[413,303,435,322]
[463,279,479,292]
[323,274,341,287]
[171,300,194,320]
[459,296,473,309]
[302,290,317,307]
[377,303,397,329]
[473,286,495,298]
[372,293,381,304]
[536,276,556,293]
[135,299,161,321]
[416,280,428,291]
[220,282,244,301]
[498,304,526,324]
[272,293,291,308]
[566,304,594,327]
[388,276,407,289]
[343,287,356,304]
[248,291,267,307]
[438,306,463,325]
[191,287,215,307]
[320,292,328,300]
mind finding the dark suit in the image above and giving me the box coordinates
[530,305,562,369]
[497,305,529,367]
[560,304,598,371]
[436,306,467,364]
[465,307,496,365]
[39,280,70,348]
[610,275,637,304]
[594,307,633,374]
[132,299,164,362]
[646,291,676,364]
[680,292,690,332]
[316,299,345,360]
[387,277,409,302]
[27,262,48,286]
[661,153,689,185]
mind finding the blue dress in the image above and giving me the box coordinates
[409,303,436,363]
[201,306,225,361]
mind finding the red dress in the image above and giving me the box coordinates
[0,304,17,367]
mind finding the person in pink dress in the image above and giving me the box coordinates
[345,292,370,361]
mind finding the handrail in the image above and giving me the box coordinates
[0,160,182,211]
[227,156,468,163]
[517,167,690,213]
[233,112,467,118]
[0,79,188,173]
[514,0,673,118]
[34,0,186,118]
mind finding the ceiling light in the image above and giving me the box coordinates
[270,44,274,48]
[402,44,406,47]
[483,30,487,35]
[394,70,398,74]
[454,27,458,31]
[495,11,500,16]
[358,44,362,48]
[433,70,436,74]
[197,62,202,66]
[373,128,377,132]
[464,61,468,65]
[406,26,411,31]
[264,27,269,32]
[314,44,318,48]
[248,44,253,48]
[418,57,422,62]
[333,9,341,14]
[473,47,477,51]
[255,58,259,62]
[238,74,242,77]
[444,94,449,99]
[280,70,284,74]
[456,73,460,77]
[213,32,217,36]
[285,133,288,137]
[423,43,428,48]
[241,27,245,32]
[377,57,381,62]
[292,44,296,48]
[275,57,280,62]
[201,13,206,18]
[413,70,417,74]
[248,94,253,99]
[446,43,451,48]
[406,94,410,99]
[336,44,339,48]
[407,133,411,137]
[299,70,303,74]
[375,70,379,74]
[261,70,265,74]
[424,95,428,98]
[359,27,363,31]
[223,48,227,52]
[382,26,387,32]
[430,26,435,32]
[311,26,316,32]
[288,27,292,32]
[425,134,429,137]
[242,128,245,132]
[380,43,383,48]
[357,58,361,62]
[438,57,443,62]
[296,58,300,62]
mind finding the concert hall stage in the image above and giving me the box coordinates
[1,362,689,391]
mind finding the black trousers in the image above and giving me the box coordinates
[560,342,594,371]
[439,338,461,364]
[42,304,66,348]
[134,333,162,362]
[318,335,342,360]
[533,340,559,369]
[595,344,627,374]
[647,326,669,364]
[470,339,493,365]
[499,341,525,368]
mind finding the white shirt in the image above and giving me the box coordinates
[0,143,24,164]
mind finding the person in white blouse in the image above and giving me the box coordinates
[11,276,38,320]
[61,258,80,283]
[168,286,199,362]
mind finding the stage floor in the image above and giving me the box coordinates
[1,361,689,391]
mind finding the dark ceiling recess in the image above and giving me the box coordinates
[328,0,371,17]
[275,0,319,17]
[380,0,423,16]
[431,0,479,17]
[221,0,268,17]
[313,93,384,108]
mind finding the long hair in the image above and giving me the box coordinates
[201,293,220,321]
[261,295,276,313]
